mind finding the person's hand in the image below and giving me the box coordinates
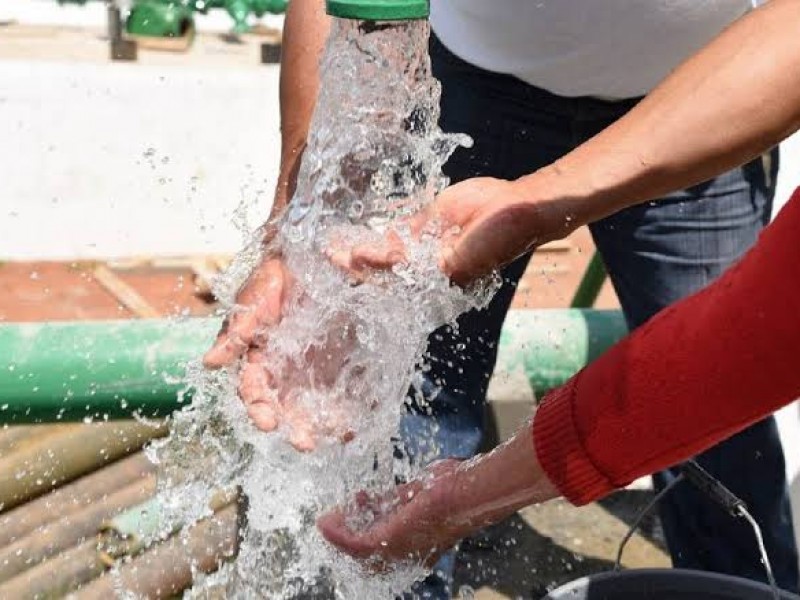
[204,256,292,369]
[318,426,562,569]
[328,177,573,286]
[203,252,357,451]
[202,256,313,443]
[316,459,473,570]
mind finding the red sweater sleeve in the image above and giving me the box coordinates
[534,188,800,506]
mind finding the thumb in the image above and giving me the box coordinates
[317,511,374,558]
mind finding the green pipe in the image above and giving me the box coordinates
[571,251,609,309]
[0,311,626,424]
[496,309,627,396]
[0,318,219,424]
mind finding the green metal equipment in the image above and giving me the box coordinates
[0,311,626,425]
[326,0,428,20]
[125,0,195,39]
[126,0,288,37]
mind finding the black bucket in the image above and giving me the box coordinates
[543,569,800,599]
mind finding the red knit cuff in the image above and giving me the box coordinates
[533,378,615,506]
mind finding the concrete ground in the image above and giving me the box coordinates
[455,493,670,599]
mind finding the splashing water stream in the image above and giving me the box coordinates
[146,18,497,598]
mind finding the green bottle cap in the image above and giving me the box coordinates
[326,0,429,21]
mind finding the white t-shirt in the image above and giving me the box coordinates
[430,0,753,99]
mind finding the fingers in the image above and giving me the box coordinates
[317,510,379,561]
[248,402,279,433]
[203,321,249,369]
[327,229,407,279]
[203,259,289,368]
[239,350,279,432]
[238,349,357,452]
[239,350,317,451]
[438,242,476,287]
[285,407,317,452]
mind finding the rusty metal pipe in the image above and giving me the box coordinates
[0,425,52,455]
[0,538,106,598]
[75,503,238,600]
[0,475,156,582]
[99,487,236,562]
[0,421,165,512]
[0,451,154,548]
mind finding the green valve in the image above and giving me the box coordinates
[326,0,429,21]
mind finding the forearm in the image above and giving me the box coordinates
[443,190,800,515]
[443,424,560,530]
[273,0,330,216]
[534,190,800,505]
[521,0,800,226]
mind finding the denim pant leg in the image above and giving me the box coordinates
[402,37,575,600]
[589,149,800,592]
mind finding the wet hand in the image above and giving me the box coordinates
[202,256,316,449]
[317,459,474,570]
[203,257,292,368]
[203,255,356,452]
[318,428,561,568]
[328,177,562,286]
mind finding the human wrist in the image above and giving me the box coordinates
[443,430,560,531]
[509,166,586,244]
[512,144,651,237]
[274,140,306,210]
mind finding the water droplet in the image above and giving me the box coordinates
[458,585,476,600]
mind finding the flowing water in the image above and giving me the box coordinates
[143,18,497,599]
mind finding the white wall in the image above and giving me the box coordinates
[0,59,280,259]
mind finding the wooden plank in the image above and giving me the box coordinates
[92,265,160,318]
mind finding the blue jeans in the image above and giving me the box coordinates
[401,34,799,598]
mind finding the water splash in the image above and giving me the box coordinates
[151,18,497,598]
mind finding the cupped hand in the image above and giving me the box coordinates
[202,256,314,447]
[318,426,563,569]
[328,177,570,286]
[203,256,292,369]
[203,254,356,451]
[317,459,473,570]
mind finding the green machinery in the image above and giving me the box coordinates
[58,0,288,39]
[124,0,427,48]
[125,0,436,46]
[129,0,433,39]
[126,0,288,37]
